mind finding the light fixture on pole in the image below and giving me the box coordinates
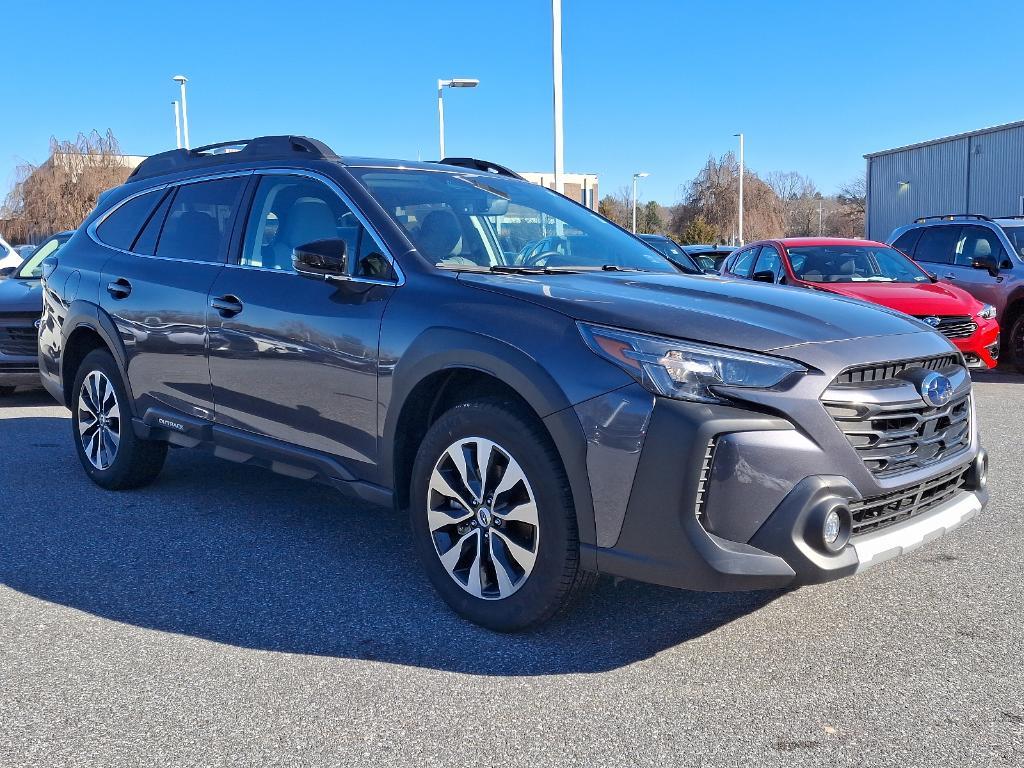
[172,101,182,149]
[173,75,190,150]
[552,0,564,195]
[632,172,649,233]
[437,78,479,159]
[734,132,744,245]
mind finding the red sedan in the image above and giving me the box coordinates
[720,237,1000,368]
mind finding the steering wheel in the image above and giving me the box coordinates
[520,250,565,268]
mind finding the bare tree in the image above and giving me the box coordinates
[2,130,132,242]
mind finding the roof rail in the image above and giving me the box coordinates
[913,213,993,224]
[128,135,339,181]
[434,157,524,180]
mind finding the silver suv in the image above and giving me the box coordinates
[888,214,1024,371]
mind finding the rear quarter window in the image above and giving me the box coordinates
[96,189,164,251]
[892,228,923,257]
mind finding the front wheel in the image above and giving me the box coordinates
[1009,313,1024,374]
[409,399,594,631]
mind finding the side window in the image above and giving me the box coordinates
[155,177,246,263]
[957,226,1004,267]
[241,175,392,279]
[130,190,174,256]
[753,245,783,282]
[730,246,760,278]
[96,189,164,250]
[892,228,923,257]
[914,226,960,265]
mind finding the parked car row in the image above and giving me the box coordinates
[20,135,987,632]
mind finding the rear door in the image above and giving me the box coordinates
[98,173,248,419]
[206,170,397,477]
[722,246,760,278]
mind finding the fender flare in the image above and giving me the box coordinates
[382,327,597,555]
[60,300,135,406]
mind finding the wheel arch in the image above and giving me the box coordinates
[60,301,131,409]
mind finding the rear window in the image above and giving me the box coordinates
[96,189,164,251]
[892,228,922,257]
[154,178,246,262]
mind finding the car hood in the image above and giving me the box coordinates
[0,276,43,314]
[458,272,929,352]
[811,280,981,316]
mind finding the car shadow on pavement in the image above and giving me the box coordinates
[0,414,780,676]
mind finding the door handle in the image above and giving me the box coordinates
[943,272,956,280]
[106,278,132,299]
[210,294,244,317]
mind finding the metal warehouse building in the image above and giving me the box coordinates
[865,120,1024,241]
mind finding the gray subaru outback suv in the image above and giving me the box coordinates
[889,214,1024,371]
[40,136,989,630]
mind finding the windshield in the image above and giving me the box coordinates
[1003,226,1024,258]
[787,245,930,283]
[640,237,702,273]
[349,168,679,274]
[15,235,68,279]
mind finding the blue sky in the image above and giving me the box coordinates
[5,0,1024,205]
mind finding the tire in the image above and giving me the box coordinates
[1010,313,1024,374]
[70,349,167,490]
[409,398,595,631]
[0,385,16,397]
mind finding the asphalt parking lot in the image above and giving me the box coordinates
[1,372,1022,768]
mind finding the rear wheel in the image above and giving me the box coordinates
[71,349,167,489]
[410,399,594,631]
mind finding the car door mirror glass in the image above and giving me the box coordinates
[293,238,348,280]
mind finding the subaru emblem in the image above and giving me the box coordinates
[919,371,953,408]
[33,319,41,330]
[923,316,941,328]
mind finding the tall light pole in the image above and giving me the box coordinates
[437,78,479,159]
[173,75,190,149]
[734,132,744,244]
[172,101,182,149]
[552,0,564,195]
[632,172,649,233]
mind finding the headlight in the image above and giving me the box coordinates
[578,322,806,403]
[977,304,996,320]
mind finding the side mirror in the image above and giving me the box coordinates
[971,254,999,277]
[0,266,15,279]
[752,269,776,283]
[293,239,347,280]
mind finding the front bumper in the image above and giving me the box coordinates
[581,391,988,591]
[951,318,1000,369]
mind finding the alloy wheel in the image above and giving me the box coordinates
[426,437,540,600]
[77,370,121,470]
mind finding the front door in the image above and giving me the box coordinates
[99,175,247,419]
[207,171,398,477]
[943,224,1013,310]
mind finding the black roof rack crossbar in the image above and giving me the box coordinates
[913,213,993,223]
[128,135,339,181]
[434,157,524,180]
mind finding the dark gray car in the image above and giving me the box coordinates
[39,137,988,630]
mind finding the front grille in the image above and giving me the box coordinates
[849,464,969,536]
[824,391,970,477]
[0,318,38,357]
[833,354,960,384]
[915,315,978,340]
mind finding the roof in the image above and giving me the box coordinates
[775,237,884,247]
[864,118,1024,159]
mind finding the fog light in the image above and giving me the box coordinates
[823,510,841,545]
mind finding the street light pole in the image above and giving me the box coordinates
[172,101,181,149]
[437,78,479,160]
[632,172,649,233]
[734,132,744,244]
[173,75,190,149]
[552,0,564,195]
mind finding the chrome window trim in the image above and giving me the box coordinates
[86,169,255,260]
[250,167,405,286]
